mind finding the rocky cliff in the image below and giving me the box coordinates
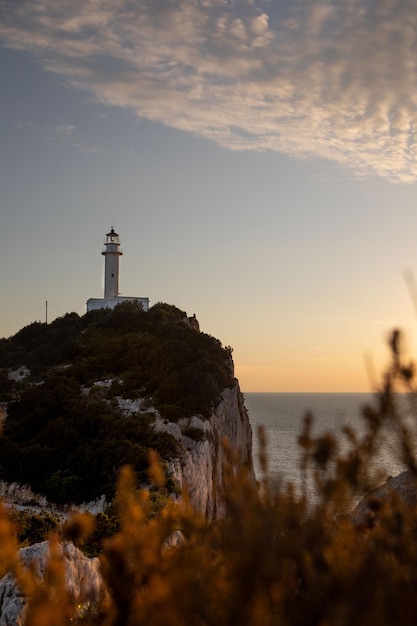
[154,383,254,520]
[0,382,254,522]
[0,542,102,626]
[0,303,255,521]
[0,303,254,519]
[351,470,417,526]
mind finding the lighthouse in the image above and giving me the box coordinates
[102,227,122,299]
[86,227,149,312]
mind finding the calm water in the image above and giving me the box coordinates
[245,392,407,490]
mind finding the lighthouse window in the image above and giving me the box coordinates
[111,273,114,277]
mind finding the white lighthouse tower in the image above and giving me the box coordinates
[86,227,149,312]
[102,227,122,299]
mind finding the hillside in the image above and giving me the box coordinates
[0,302,240,506]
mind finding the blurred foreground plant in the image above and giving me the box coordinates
[2,329,417,625]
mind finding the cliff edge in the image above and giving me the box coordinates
[154,384,254,519]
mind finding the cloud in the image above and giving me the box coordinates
[2,0,417,181]
[46,124,77,140]
[46,122,135,155]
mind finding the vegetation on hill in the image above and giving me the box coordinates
[0,302,234,503]
[2,328,417,625]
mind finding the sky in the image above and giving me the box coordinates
[2,0,417,392]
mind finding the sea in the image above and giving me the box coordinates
[245,392,408,493]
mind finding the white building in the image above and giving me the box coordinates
[86,227,149,312]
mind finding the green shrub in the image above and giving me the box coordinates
[10,509,60,546]
[0,373,180,503]
[181,425,206,442]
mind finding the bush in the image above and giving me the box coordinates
[0,372,180,503]
[0,302,233,419]
[181,425,206,442]
[11,509,60,547]
[0,369,13,402]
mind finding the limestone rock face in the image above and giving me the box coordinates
[352,471,417,525]
[154,382,255,520]
[0,542,102,626]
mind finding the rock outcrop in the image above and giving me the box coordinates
[352,470,417,526]
[0,541,102,626]
[154,382,255,520]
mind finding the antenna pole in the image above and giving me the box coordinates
[45,301,48,325]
